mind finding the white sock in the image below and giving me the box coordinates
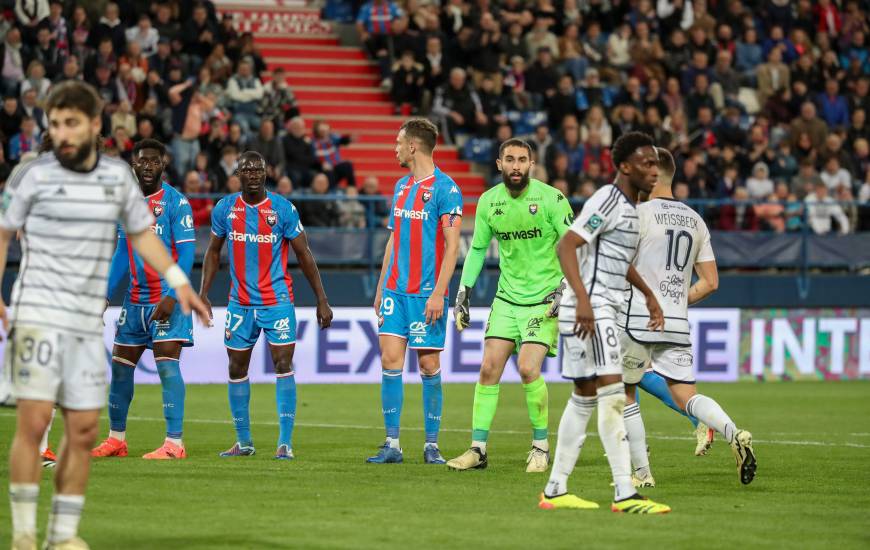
[108,430,126,442]
[40,409,56,454]
[686,394,737,443]
[386,437,400,450]
[47,494,85,544]
[9,483,39,536]
[166,437,183,447]
[623,402,650,477]
[471,440,487,454]
[532,439,549,452]
[545,394,596,498]
[597,383,634,501]
[423,442,438,450]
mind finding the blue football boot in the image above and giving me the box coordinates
[275,445,295,460]
[219,442,256,457]
[423,444,446,464]
[366,442,404,463]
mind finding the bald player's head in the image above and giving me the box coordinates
[656,147,675,185]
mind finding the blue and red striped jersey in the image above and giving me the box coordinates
[119,183,195,305]
[356,1,402,35]
[211,192,304,308]
[384,167,463,297]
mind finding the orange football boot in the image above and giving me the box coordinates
[142,440,186,460]
[91,437,128,457]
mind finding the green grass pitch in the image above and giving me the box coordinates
[2,381,869,549]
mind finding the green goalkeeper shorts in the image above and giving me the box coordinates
[484,297,558,357]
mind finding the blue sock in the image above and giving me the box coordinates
[639,371,699,428]
[421,370,442,444]
[228,378,252,445]
[108,360,135,432]
[381,369,403,440]
[276,373,297,448]
[156,359,185,440]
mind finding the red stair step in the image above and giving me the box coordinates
[268,59,378,75]
[259,46,367,60]
[299,100,395,116]
[255,34,340,46]
[304,116,404,132]
[282,72,380,88]
[292,87,389,102]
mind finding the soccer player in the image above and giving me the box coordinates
[619,147,756,485]
[91,139,196,460]
[200,151,333,460]
[367,118,463,465]
[3,81,209,550]
[539,131,670,513]
[446,138,573,473]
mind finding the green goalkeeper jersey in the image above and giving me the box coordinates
[460,179,575,305]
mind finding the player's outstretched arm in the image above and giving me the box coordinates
[374,234,393,321]
[425,221,461,325]
[627,265,664,331]
[199,233,226,322]
[556,231,594,339]
[688,260,719,305]
[290,231,333,330]
[0,228,14,333]
[128,229,210,326]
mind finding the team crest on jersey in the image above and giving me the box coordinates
[266,213,278,226]
[584,213,603,232]
[153,204,164,217]
[528,204,538,215]
[422,190,432,203]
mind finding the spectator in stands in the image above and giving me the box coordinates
[225,173,241,194]
[225,122,248,155]
[68,5,90,63]
[816,78,850,129]
[756,47,790,107]
[204,42,233,85]
[819,133,856,176]
[852,138,870,181]
[249,119,285,187]
[8,116,40,163]
[820,156,853,192]
[226,57,263,137]
[92,2,126,56]
[0,27,26,97]
[183,2,218,65]
[111,99,136,136]
[169,78,218,176]
[547,74,579,130]
[20,88,45,132]
[0,96,22,151]
[431,67,484,144]
[311,120,355,189]
[56,56,80,84]
[15,0,48,44]
[183,170,213,228]
[356,0,402,85]
[806,181,850,235]
[746,162,775,200]
[44,1,68,56]
[126,13,159,57]
[719,186,759,230]
[259,66,298,127]
[477,75,507,137]
[359,175,389,227]
[548,151,579,194]
[716,164,741,198]
[582,130,612,180]
[211,145,239,192]
[283,117,319,189]
[391,50,425,115]
[299,173,339,227]
[276,175,293,197]
[85,36,118,83]
[545,119,583,178]
[338,185,367,229]
[524,47,559,107]
[790,101,829,151]
[31,26,61,81]
[528,124,552,166]
[422,35,447,97]
[573,180,596,200]
[754,191,786,232]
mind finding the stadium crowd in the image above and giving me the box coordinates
[0,0,867,234]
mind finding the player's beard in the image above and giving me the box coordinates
[502,169,530,192]
[54,137,96,172]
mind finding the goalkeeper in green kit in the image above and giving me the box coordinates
[446,138,574,473]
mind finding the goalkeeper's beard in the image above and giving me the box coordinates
[503,169,530,192]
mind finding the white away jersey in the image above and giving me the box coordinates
[622,198,715,346]
[0,154,154,336]
[561,184,639,313]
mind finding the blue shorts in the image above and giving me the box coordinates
[114,296,194,349]
[378,289,447,350]
[224,302,297,350]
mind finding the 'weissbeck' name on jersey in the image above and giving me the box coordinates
[653,211,700,229]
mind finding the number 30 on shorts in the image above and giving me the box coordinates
[16,334,54,367]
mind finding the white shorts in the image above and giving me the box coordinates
[559,308,622,380]
[620,332,695,384]
[5,325,107,410]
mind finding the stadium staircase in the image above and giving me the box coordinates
[216,1,487,208]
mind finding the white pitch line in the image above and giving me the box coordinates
[2,411,868,449]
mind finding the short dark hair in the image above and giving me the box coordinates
[611,131,655,169]
[656,147,675,178]
[45,80,103,119]
[400,118,438,153]
[498,138,532,158]
[132,138,166,158]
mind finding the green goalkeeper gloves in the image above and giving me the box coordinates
[454,285,471,331]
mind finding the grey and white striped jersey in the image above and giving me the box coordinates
[622,198,715,346]
[561,184,639,314]
[0,153,153,336]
